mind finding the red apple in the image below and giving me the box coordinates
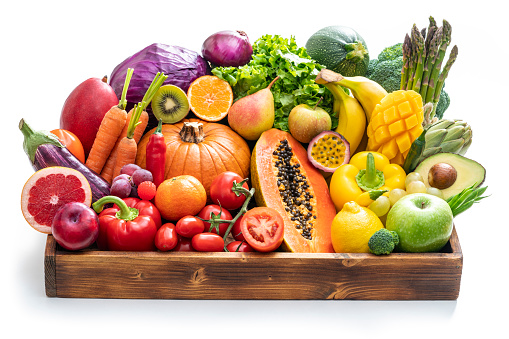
[60,77,119,157]
[51,202,100,251]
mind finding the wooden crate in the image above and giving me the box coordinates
[44,227,463,300]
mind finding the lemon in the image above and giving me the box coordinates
[331,201,384,253]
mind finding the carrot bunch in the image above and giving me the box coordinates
[85,68,134,174]
[105,72,168,181]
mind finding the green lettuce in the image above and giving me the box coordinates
[212,35,336,132]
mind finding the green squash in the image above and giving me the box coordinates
[306,26,370,77]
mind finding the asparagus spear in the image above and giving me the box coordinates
[421,26,442,102]
[431,45,458,118]
[424,16,437,53]
[400,34,412,90]
[425,20,452,104]
[411,25,426,93]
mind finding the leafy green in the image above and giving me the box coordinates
[446,183,489,217]
[212,35,335,132]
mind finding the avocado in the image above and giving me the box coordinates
[415,153,486,200]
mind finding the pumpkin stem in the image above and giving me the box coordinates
[180,121,205,143]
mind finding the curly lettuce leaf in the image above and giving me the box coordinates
[212,35,336,132]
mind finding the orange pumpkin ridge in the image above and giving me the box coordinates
[136,118,251,199]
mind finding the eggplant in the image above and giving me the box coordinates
[20,119,110,203]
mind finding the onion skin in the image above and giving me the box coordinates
[201,30,253,67]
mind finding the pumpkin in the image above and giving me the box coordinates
[136,119,251,198]
[305,25,370,77]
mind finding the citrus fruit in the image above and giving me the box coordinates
[21,167,92,234]
[154,175,207,221]
[187,75,233,122]
[331,201,384,253]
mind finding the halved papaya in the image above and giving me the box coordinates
[251,129,336,253]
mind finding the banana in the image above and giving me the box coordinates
[316,69,388,122]
[315,70,366,153]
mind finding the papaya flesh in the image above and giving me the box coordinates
[251,129,336,253]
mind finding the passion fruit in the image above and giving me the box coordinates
[307,131,350,173]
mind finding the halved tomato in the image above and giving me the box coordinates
[240,207,284,252]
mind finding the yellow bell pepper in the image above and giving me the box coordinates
[329,151,406,211]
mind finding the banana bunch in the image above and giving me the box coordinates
[402,104,472,173]
[315,69,388,153]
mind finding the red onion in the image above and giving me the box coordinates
[201,30,253,67]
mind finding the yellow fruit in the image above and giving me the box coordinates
[366,90,424,166]
[331,201,384,253]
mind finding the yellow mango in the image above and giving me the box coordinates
[366,90,424,166]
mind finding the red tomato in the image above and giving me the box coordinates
[192,233,225,252]
[174,235,195,252]
[226,241,255,252]
[240,207,284,252]
[231,214,246,242]
[176,215,205,238]
[51,129,86,163]
[155,223,178,251]
[209,172,249,210]
[198,205,233,237]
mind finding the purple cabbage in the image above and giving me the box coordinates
[109,43,210,104]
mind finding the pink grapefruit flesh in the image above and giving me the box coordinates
[21,167,92,234]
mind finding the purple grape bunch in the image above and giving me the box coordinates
[110,164,153,199]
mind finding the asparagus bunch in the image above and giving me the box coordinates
[400,17,458,118]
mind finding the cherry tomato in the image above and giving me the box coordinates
[240,207,284,252]
[51,129,86,163]
[176,215,205,238]
[231,213,246,241]
[226,241,255,252]
[192,232,225,252]
[209,172,249,210]
[155,223,178,251]
[174,235,195,252]
[198,205,233,237]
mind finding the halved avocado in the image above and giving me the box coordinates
[415,153,486,200]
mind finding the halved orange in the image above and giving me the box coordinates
[187,75,233,122]
[21,167,92,234]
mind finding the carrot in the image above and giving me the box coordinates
[100,109,148,183]
[85,68,134,174]
[104,72,168,181]
[112,104,144,178]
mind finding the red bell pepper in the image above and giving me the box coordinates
[146,119,166,188]
[92,196,162,251]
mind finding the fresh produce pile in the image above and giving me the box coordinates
[20,18,488,256]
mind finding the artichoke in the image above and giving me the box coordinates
[402,104,472,173]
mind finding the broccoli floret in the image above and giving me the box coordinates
[435,89,450,119]
[368,57,404,93]
[377,43,403,62]
[366,59,379,78]
[368,229,399,255]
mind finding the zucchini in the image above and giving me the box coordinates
[306,25,370,77]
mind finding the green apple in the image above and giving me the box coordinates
[386,193,454,253]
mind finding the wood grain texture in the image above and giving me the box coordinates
[44,227,463,300]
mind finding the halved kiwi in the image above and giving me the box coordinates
[151,85,190,123]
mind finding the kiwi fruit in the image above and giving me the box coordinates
[151,85,190,123]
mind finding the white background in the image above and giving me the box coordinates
[2,1,505,337]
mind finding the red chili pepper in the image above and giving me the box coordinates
[146,119,166,188]
[92,196,161,251]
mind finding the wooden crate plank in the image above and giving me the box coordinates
[45,228,463,300]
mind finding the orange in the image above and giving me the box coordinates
[187,75,233,122]
[155,175,207,221]
[21,167,92,234]
[331,201,384,253]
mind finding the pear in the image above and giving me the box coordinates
[227,77,279,140]
[288,98,332,143]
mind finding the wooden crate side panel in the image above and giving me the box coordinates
[53,252,462,300]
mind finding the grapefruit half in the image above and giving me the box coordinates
[21,167,92,234]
